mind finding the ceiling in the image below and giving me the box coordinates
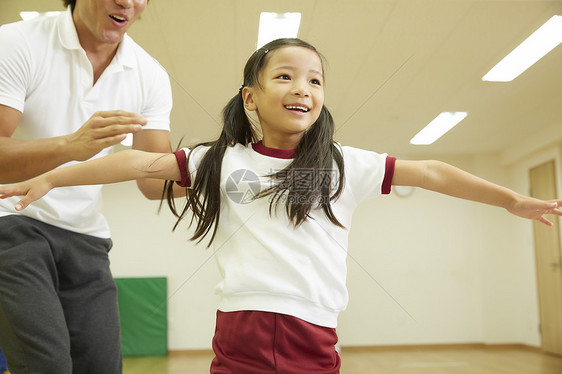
[2,0,562,159]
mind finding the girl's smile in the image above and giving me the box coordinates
[243,46,325,149]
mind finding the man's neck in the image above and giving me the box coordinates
[73,19,120,85]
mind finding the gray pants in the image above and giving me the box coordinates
[0,215,122,374]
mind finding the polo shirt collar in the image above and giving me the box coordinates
[57,6,136,69]
[58,6,82,50]
[114,35,136,69]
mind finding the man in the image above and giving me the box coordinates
[0,0,175,372]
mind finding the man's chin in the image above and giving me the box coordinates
[102,30,126,45]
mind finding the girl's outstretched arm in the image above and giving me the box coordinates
[0,150,181,211]
[393,159,562,226]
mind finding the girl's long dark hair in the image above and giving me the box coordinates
[62,0,75,10]
[163,38,345,246]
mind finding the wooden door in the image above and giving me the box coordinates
[530,160,562,356]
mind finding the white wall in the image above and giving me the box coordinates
[102,141,562,350]
[102,183,220,350]
[339,154,506,346]
[340,183,484,346]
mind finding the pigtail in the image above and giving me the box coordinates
[163,91,257,246]
[257,105,345,228]
[296,106,345,227]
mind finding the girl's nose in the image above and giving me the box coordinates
[291,81,310,97]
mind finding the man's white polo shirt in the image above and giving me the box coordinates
[0,8,173,238]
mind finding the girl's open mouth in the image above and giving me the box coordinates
[285,105,310,113]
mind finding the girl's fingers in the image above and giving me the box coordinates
[0,186,35,210]
[0,188,18,199]
[14,194,35,211]
[539,216,553,226]
[0,194,27,211]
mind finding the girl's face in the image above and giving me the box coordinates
[243,46,325,149]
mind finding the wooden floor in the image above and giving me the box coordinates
[123,344,562,374]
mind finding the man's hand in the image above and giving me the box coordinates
[0,107,148,183]
[65,110,147,161]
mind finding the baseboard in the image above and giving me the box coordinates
[167,343,542,356]
[168,349,214,357]
[340,343,542,353]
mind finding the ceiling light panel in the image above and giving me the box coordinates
[482,15,562,82]
[410,112,468,145]
[257,12,301,49]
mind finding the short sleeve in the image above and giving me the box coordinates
[173,146,211,188]
[142,62,172,131]
[0,24,30,112]
[174,149,190,187]
[382,156,396,194]
[341,146,395,203]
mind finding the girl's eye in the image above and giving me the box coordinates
[277,74,290,80]
[311,79,322,85]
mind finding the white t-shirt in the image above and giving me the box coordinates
[175,141,395,327]
[0,8,173,238]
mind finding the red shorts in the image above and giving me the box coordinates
[210,310,341,374]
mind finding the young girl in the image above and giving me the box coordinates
[0,38,560,374]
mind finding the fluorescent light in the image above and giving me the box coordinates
[483,15,562,82]
[20,11,40,20]
[410,112,468,145]
[20,11,62,21]
[257,12,301,49]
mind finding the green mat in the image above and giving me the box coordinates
[115,277,167,356]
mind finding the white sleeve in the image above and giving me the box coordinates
[0,24,30,112]
[142,58,173,131]
[341,146,394,203]
[174,146,211,187]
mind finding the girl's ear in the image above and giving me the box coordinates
[242,86,257,111]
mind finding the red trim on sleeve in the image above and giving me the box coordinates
[382,156,396,195]
[173,150,191,188]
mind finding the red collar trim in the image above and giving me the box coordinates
[252,141,295,159]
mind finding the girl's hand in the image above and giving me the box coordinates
[0,175,53,211]
[507,197,562,226]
